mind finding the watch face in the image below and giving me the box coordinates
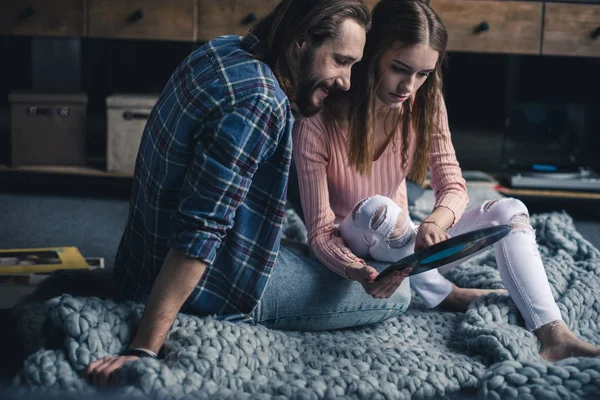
[377,225,512,280]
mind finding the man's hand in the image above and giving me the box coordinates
[346,263,411,298]
[86,355,139,387]
[84,249,208,387]
[414,222,450,251]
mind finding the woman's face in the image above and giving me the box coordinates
[375,42,439,108]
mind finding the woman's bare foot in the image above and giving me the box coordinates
[439,284,508,312]
[537,321,600,361]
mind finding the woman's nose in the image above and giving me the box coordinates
[399,74,415,93]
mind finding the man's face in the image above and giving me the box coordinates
[295,18,366,117]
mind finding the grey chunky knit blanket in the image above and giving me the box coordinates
[8,186,600,399]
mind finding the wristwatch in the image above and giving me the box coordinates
[121,347,158,359]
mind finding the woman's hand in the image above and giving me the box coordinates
[414,221,450,251]
[346,263,411,298]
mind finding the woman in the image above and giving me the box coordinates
[292,0,600,361]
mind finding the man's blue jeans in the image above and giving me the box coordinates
[251,244,411,331]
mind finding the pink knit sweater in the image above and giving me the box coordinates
[292,99,469,278]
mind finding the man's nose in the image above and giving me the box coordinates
[336,68,352,91]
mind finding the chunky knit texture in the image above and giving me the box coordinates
[7,186,600,399]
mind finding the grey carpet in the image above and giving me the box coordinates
[5,185,600,399]
[0,193,129,270]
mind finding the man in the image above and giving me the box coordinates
[87,0,369,385]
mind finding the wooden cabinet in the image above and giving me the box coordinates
[0,0,84,37]
[430,0,543,55]
[194,0,383,41]
[1,0,599,59]
[542,3,600,57]
[197,0,279,41]
[87,0,197,41]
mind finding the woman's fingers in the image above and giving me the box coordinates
[369,279,394,298]
[348,265,377,283]
[364,266,378,282]
[420,232,451,249]
[369,271,406,298]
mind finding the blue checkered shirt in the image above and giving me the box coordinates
[114,34,293,322]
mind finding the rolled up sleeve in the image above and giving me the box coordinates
[169,96,284,265]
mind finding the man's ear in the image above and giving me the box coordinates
[296,38,307,51]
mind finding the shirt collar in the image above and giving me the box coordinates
[241,34,265,56]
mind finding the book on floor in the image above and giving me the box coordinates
[4,257,105,286]
[0,246,90,275]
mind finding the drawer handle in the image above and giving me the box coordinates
[18,7,36,21]
[474,21,490,34]
[123,111,150,120]
[592,27,600,40]
[126,9,144,24]
[242,13,258,25]
[26,106,70,117]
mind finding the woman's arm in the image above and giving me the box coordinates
[414,98,469,251]
[427,97,469,226]
[292,118,366,278]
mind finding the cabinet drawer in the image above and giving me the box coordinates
[0,0,84,37]
[543,3,600,57]
[430,0,543,55]
[88,0,197,42]
[197,0,279,41]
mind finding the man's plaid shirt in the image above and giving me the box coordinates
[114,34,294,322]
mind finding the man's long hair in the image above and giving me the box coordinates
[249,0,371,102]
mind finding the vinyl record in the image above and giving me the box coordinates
[376,225,512,280]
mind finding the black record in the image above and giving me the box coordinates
[376,224,512,280]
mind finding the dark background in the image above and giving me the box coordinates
[0,36,599,178]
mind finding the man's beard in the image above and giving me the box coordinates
[294,49,328,118]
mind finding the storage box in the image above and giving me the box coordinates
[106,93,159,175]
[9,91,88,167]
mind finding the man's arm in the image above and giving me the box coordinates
[127,248,206,353]
[87,93,288,386]
[86,249,205,386]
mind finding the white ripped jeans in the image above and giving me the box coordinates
[338,195,563,331]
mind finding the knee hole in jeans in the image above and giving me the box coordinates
[483,199,499,212]
[509,213,533,233]
[508,212,541,258]
[484,199,539,257]
[483,198,530,224]
[371,205,388,231]
[351,198,388,232]
[388,222,413,249]
[351,198,369,221]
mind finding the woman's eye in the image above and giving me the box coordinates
[391,65,408,74]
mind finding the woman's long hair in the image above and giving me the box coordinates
[248,0,371,102]
[345,0,448,184]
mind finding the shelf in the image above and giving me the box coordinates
[494,184,600,200]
